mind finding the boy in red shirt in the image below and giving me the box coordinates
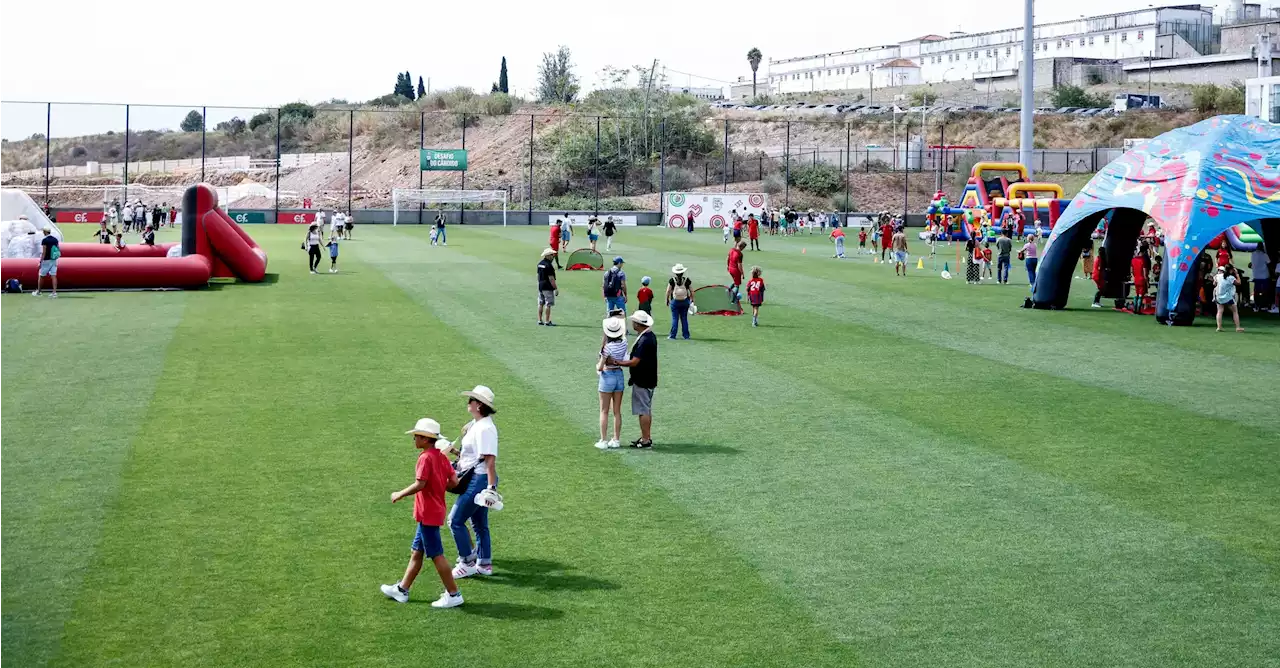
[382,417,464,608]
[747,214,761,251]
[727,241,746,303]
[549,220,563,268]
[857,227,868,253]
[636,276,654,314]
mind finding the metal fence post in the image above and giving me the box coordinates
[420,112,426,224]
[124,104,130,202]
[347,110,354,215]
[844,122,851,220]
[704,163,709,187]
[274,108,281,220]
[723,119,729,193]
[595,115,601,215]
[460,116,466,224]
[784,121,791,208]
[44,103,51,208]
[902,118,910,219]
[201,106,207,183]
[528,114,534,225]
[659,117,666,217]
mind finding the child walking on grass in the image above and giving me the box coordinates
[382,418,464,608]
[327,232,340,273]
[746,266,765,327]
[637,276,654,314]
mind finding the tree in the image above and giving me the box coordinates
[394,72,415,100]
[747,48,763,98]
[215,117,247,136]
[180,110,204,132]
[405,71,416,100]
[248,111,273,130]
[498,57,509,94]
[417,76,427,99]
[1049,85,1108,109]
[537,46,579,103]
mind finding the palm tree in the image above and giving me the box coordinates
[747,48,763,99]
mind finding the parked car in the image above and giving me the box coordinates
[1054,107,1081,114]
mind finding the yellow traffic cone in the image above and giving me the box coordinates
[916,257,924,269]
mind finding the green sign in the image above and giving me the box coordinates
[420,148,468,171]
[228,210,267,224]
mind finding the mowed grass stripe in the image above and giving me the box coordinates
[358,226,1280,667]
[51,228,861,668]
[472,226,1280,432]
[2,289,188,668]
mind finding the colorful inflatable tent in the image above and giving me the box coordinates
[1032,115,1279,324]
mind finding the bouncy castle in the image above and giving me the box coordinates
[1,184,267,290]
[925,162,1072,241]
[1030,115,1279,325]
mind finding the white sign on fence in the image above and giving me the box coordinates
[664,192,768,229]
[545,214,638,226]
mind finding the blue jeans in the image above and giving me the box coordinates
[606,296,626,313]
[436,227,446,243]
[449,473,491,563]
[669,299,691,339]
[835,237,845,257]
[1025,257,1038,286]
[997,255,1010,283]
[412,523,445,558]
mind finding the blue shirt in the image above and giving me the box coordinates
[40,235,59,261]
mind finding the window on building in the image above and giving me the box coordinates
[1121,32,1127,42]
[1270,83,1280,123]
[1006,47,1012,56]
[1057,40,1063,49]
[854,65,860,72]
[972,51,978,59]
[1080,38,1085,47]
[1137,30,1144,40]
[985,49,992,57]
[1089,36,1095,45]
[1104,34,1111,44]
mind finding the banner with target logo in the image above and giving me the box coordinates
[665,192,768,229]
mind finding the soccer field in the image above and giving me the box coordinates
[4,223,1279,668]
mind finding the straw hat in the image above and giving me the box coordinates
[406,417,444,439]
[629,310,654,327]
[461,385,496,409]
[603,317,626,338]
[541,247,557,258]
[671,263,687,274]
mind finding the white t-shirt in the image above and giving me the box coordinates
[334,213,346,227]
[1214,274,1237,304]
[307,232,321,247]
[457,416,498,476]
[123,208,134,221]
[1250,250,1270,280]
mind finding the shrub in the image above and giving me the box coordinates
[368,93,413,107]
[953,153,981,188]
[483,93,515,116]
[788,163,843,196]
[537,195,641,211]
[909,88,938,106]
[1050,85,1108,108]
[70,146,87,158]
[248,112,273,130]
[762,173,786,196]
[653,165,696,191]
[830,193,855,211]
[1191,84,1220,113]
[1216,81,1245,115]
[279,102,316,124]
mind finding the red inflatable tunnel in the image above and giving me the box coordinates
[1,184,268,290]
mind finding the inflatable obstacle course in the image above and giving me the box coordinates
[924,162,1073,241]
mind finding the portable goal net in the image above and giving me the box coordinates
[392,189,508,226]
[565,248,604,270]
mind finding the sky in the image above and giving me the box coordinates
[0,0,1229,139]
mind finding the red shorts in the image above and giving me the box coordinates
[1135,280,1148,293]
[729,271,743,285]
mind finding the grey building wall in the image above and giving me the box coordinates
[1220,20,1280,54]
[1127,58,1279,85]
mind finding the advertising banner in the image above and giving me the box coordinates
[277,211,318,224]
[229,210,268,224]
[55,211,107,223]
[545,214,638,226]
[664,192,767,229]
[420,149,468,171]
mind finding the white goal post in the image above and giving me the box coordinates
[392,189,508,226]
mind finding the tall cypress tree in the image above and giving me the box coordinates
[417,76,427,98]
[404,71,416,100]
[498,57,509,94]
[394,72,413,99]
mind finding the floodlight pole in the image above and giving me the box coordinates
[201,106,207,183]
[274,108,281,221]
[723,119,729,193]
[1019,0,1035,178]
[784,120,791,207]
[460,118,466,224]
[124,104,130,203]
[659,117,666,216]
[347,110,354,216]
[420,112,426,224]
[595,115,601,216]
[528,114,534,225]
[844,122,851,223]
[44,103,51,208]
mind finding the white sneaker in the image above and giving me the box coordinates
[380,583,409,603]
[452,561,480,579]
[310,270,317,274]
[31,290,40,296]
[431,591,464,608]
[442,242,447,246]
[476,563,494,576]
[594,440,609,450]
[607,439,620,449]
[1091,303,1102,308]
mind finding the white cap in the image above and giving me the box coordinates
[406,418,443,438]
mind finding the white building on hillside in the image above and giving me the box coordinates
[1246,75,1280,121]
[663,85,725,101]
[764,5,1213,94]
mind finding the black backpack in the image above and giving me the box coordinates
[603,269,622,297]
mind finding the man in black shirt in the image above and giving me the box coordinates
[607,310,657,448]
[602,217,617,251]
[536,247,559,326]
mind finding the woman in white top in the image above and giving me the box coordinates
[1213,266,1244,332]
[595,317,628,449]
[304,224,323,273]
[450,385,500,578]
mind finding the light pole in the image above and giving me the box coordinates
[1019,0,1035,178]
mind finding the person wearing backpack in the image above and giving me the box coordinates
[603,256,627,314]
[34,226,60,298]
[666,264,694,340]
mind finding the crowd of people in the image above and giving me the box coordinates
[103,198,178,233]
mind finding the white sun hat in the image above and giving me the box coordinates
[474,488,504,511]
[461,385,496,409]
[541,247,557,258]
[671,263,687,274]
[603,317,626,338]
[406,417,444,439]
[629,310,654,327]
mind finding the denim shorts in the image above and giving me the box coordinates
[412,523,444,557]
[598,368,625,393]
[39,260,57,276]
[606,296,626,312]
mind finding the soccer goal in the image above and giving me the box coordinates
[392,189,508,226]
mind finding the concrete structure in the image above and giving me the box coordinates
[763,5,1213,94]
[1246,74,1280,120]
[1122,50,1278,84]
[663,85,724,101]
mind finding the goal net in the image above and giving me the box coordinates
[392,189,508,226]
[35,183,300,212]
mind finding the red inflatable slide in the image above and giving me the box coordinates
[1,184,267,289]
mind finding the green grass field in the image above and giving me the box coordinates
[4,223,1279,668]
